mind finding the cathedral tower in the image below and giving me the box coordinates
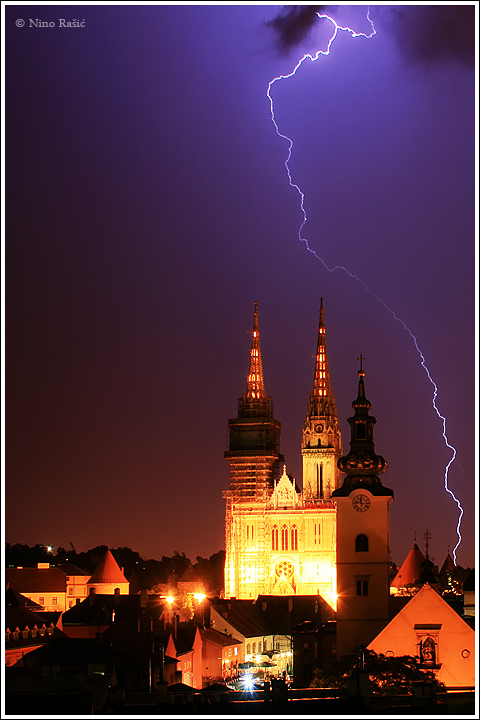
[333,359,394,658]
[302,299,342,499]
[224,302,283,501]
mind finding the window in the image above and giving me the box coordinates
[22,629,29,639]
[252,642,257,654]
[5,631,10,641]
[316,464,323,497]
[69,600,74,608]
[246,644,251,654]
[355,534,369,552]
[39,597,44,605]
[12,631,19,640]
[281,525,288,551]
[356,580,369,596]
[68,587,73,595]
[291,525,298,550]
[52,597,57,606]
[356,422,366,439]
[272,525,278,551]
[31,628,37,638]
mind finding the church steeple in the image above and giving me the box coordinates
[308,298,336,417]
[225,303,283,501]
[241,301,270,416]
[333,359,393,498]
[302,299,342,499]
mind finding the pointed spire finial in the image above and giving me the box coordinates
[319,297,324,327]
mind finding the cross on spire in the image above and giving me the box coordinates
[423,528,432,559]
[357,354,365,371]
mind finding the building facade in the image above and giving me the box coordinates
[223,301,342,606]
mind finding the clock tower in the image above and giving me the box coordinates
[332,358,394,658]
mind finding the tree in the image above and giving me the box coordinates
[311,648,445,696]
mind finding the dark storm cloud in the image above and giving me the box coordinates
[266,5,328,54]
[387,4,475,66]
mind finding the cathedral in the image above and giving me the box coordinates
[223,300,393,632]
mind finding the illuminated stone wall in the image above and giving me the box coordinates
[224,469,337,607]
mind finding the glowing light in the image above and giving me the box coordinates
[266,8,464,561]
[242,676,254,692]
[46,546,53,553]
[194,593,206,603]
[165,595,174,604]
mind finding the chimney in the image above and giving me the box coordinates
[75,598,81,605]
[89,587,96,605]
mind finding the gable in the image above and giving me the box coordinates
[368,584,475,688]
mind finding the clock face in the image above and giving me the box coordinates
[352,494,370,512]
[315,424,323,432]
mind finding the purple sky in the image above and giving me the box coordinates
[5,5,476,569]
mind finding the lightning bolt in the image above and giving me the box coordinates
[267,9,464,563]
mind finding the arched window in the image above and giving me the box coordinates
[281,525,288,551]
[356,422,366,440]
[246,643,251,654]
[272,525,278,551]
[291,525,298,550]
[252,642,257,654]
[355,534,369,552]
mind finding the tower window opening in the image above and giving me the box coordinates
[356,579,369,596]
[281,525,288,551]
[356,422,366,440]
[317,464,323,498]
[355,534,369,552]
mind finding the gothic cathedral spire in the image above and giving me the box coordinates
[302,299,342,499]
[242,301,268,415]
[225,303,283,501]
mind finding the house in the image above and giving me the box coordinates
[209,598,275,660]
[165,625,203,688]
[5,565,68,612]
[200,627,242,684]
[367,583,475,689]
[58,563,90,609]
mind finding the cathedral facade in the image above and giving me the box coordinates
[223,301,342,607]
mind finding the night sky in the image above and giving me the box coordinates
[5,5,476,570]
